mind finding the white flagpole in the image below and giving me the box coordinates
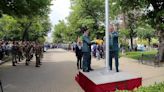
[105,0,109,68]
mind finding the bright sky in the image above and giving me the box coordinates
[47,0,71,42]
[49,0,71,26]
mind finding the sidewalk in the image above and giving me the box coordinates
[90,55,164,86]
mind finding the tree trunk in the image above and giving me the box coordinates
[158,30,164,62]
[130,36,133,50]
[148,38,151,46]
[22,22,32,41]
[122,12,127,29]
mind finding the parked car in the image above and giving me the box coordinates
[137,44,146,51]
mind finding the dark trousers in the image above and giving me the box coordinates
[88,54,91,69]
[77,56,82,69]
[82,52,90,71]
[109,51,119,71]
[0,52,3,60]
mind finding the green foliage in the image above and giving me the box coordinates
[0,15,51,41]
[136,23,155,39]
[0,0,52,17]
[0,0,52,42]
[125,50,157,60]
[116,82,164,92]
[53,20,68,43]
[53,0,106,43]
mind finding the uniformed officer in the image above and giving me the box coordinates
[24,42,31,66]
[81,27,93,72]
[34,42,41,67]
[11,41,18,66]
[17,42,24,62]
[109,24,119,72]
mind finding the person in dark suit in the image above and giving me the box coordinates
[75,41,83,69]
[109,24,119,72]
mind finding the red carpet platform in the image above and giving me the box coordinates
[75,68,142,92]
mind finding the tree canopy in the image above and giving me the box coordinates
[0,0,52,42]
[0,0,52,17]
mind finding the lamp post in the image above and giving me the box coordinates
[105,0,109,68]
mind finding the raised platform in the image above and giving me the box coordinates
[75,68,142,92]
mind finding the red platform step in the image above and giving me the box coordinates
[75,68,142,92]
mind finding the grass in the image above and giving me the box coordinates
[124,50,157,61]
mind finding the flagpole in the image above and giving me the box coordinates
[105,0,109,68]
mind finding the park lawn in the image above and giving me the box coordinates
[125,50,157,61]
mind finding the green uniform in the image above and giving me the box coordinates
[82,35,91,72]
[12,43,18,66]
[24,44,31,65]
[34,44,41,67]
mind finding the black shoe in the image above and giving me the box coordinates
[83,70,89,72]
[25,63,29,66]
[89,68,94,71]
[12,65,16,66]
[116,69,119,72]
[35,65,40,67]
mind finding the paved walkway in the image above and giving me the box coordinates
[0,49,164,92]
[0,49,83,92]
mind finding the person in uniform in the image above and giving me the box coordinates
[17,42,24,62]
[34,42,41,67]
[39,43,43,65]
[11,41,18,66]
[24,41,31,66]
[81,27,93,72]
[109,24,119,72]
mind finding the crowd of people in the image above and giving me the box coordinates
[0,41,43,67]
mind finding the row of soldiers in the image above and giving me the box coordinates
[0,41,43,67]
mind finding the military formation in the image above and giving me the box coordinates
[0,41,43,67]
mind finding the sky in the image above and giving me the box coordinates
[49,0,71,26]
[47,0,71,42]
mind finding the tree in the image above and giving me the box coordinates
[118,0,164,61]
[53,20,67,43]
[0,15,19,40]
[0,0,52,41]
[136,23,155,46]
[0,15,51,41]
[0,0,52,17]
[67,0,105,40]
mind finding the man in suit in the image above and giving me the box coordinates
[109,24,119,72]
[81,27,93,72]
